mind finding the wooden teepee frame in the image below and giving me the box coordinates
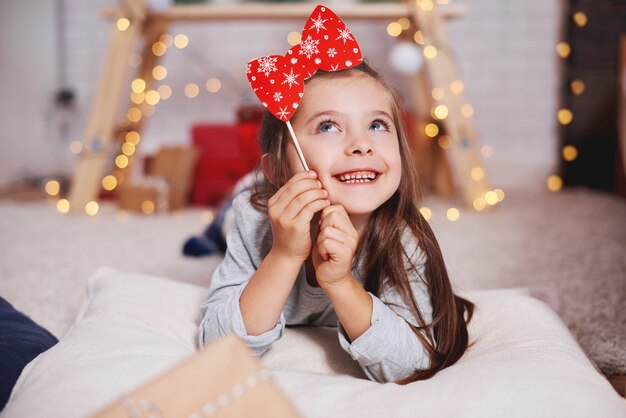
[68,0,491,211]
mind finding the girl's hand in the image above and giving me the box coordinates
[268,171,330,262]
[312,205,359,288]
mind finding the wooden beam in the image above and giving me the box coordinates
[101,2,466,22]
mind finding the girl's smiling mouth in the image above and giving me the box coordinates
[333,170,380,184]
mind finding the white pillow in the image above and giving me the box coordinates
[3,269,624,418]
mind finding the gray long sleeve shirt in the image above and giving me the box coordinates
[199,190,433,383]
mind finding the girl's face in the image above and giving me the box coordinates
[287,72,402,217]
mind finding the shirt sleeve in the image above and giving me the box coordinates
[198,193,284,357]
[337,237,433,383]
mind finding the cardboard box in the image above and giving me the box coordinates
[91,334,301,418]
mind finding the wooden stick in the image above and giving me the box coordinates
[286,121,309,172]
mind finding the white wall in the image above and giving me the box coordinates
[0,0,561,192]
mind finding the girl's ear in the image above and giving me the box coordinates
[260,153,278,186]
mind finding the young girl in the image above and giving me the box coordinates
[199,61,474,384]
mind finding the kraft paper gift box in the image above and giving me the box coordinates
[91,334,301,418]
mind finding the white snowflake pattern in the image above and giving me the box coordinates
[246,64,252,74]
[335,26,354,44]
[327,48,337,58]
[273,92,283,102]
[298,35,320,59]
[277,106,291,120]
[257,56,278,77]
[281,68,300,89]
[308,13,328,34]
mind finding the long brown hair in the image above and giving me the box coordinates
[251,62,474,383]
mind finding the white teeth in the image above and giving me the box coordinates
[337,171,378,183]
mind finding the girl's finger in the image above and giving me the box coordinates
[272,176,323,212]
[282,188,329,221]
[268,170,317,207]
[292,198,331,225]
[320,205,356,236]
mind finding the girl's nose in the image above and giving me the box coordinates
[346,138,373,156]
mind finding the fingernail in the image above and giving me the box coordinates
[323,189,328,197]
[316,181,322,188]
[308,170,317,177]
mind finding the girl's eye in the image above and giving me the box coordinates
[370,119,391,131]
[317,120,339,133]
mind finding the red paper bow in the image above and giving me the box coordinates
[246,5,363,122]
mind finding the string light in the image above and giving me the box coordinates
[69,141,82,154]
[547,175,563,192]
[127,107,142,123]
[481,145,494,158]
[130,91,145,104]
[116,18,130,32]
[158,84,172,100]
[470,167,485,181]
[557,108,573,125]
[433,104,448,120]
[159,34,173,47]
[122,142,136,156]
[450,80,464,94]
[484,191,498,206]
[446,208,460,221]
[141,200,155,214]
[45,180,60,196]
[423,45,437,59]
[145,90,160,106]
[206,78,222,93]
[152,65,167,80]
[431,87,444,101]
[125,131,140,144]
[102,175,118,191]
[420,0,434,12]
[562,145,578,161]
[387,22,402,37]
[56,199,70,214]
[556,42,571,58]
[572,12,588,27]
[152,41,167,56]
[413,31,424,45]
[115,155,129,169]
[174,34,189,49]
[494,188,505,202]
[570,79,585,95]
[287,31,301,46]
[461,104,474,117]
[85,201,99,216]
[473,197,487,211]
[131,78,146,93]
[398,17,411,30]
[185,83,200,98]
[438,135,451,149]
[425,123,439,137]
[419,207,432,220]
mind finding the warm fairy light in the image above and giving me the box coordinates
[130,91,145,104]
[446,208,460,222]
[470,167,485,181]
[174,34,189,49]
[473,197,487,211]
[494,188,505,202]
[419,207,432,220]
[398,17,411,30]
[125,131,140,144]
[116,18,130,32]
[185,83,200,98]
[201,210,215,224]
[159,34,173,47]
[158,84,172,100]
[45,180,60,196]
[450,80,464,94]
[387,22,402,37]
[562,145,578,161]
[413,31,424,45]
[206,78,222,93]
[420,0,434,11]
[481,145,494,158]
[69,141,82,154]
[102,175,118,191]
[152,65,167,81]
[461,104,474,117]
[115,155,129,169]
[570,79,585,95]
[423,45,437,59]
[56,199,70,214]
[287,31,301,46]
[433,104,448,120]
[557,108,573,125]
[131,78,146,93]
[425,123,439,138]
[573,12,588,27]
[484,191,498,206]
[152,41,167,56]
[437,0,450,4]
[431,87,444,101]
[122,142,136,156]
[141,200,155,214]
[438,135,451,149]
[128,53,142,68]
[547,175,563,192]
[127,107,142,122]
[145,90,160,106]
[556,42,571,58]
[85,201,99,216]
